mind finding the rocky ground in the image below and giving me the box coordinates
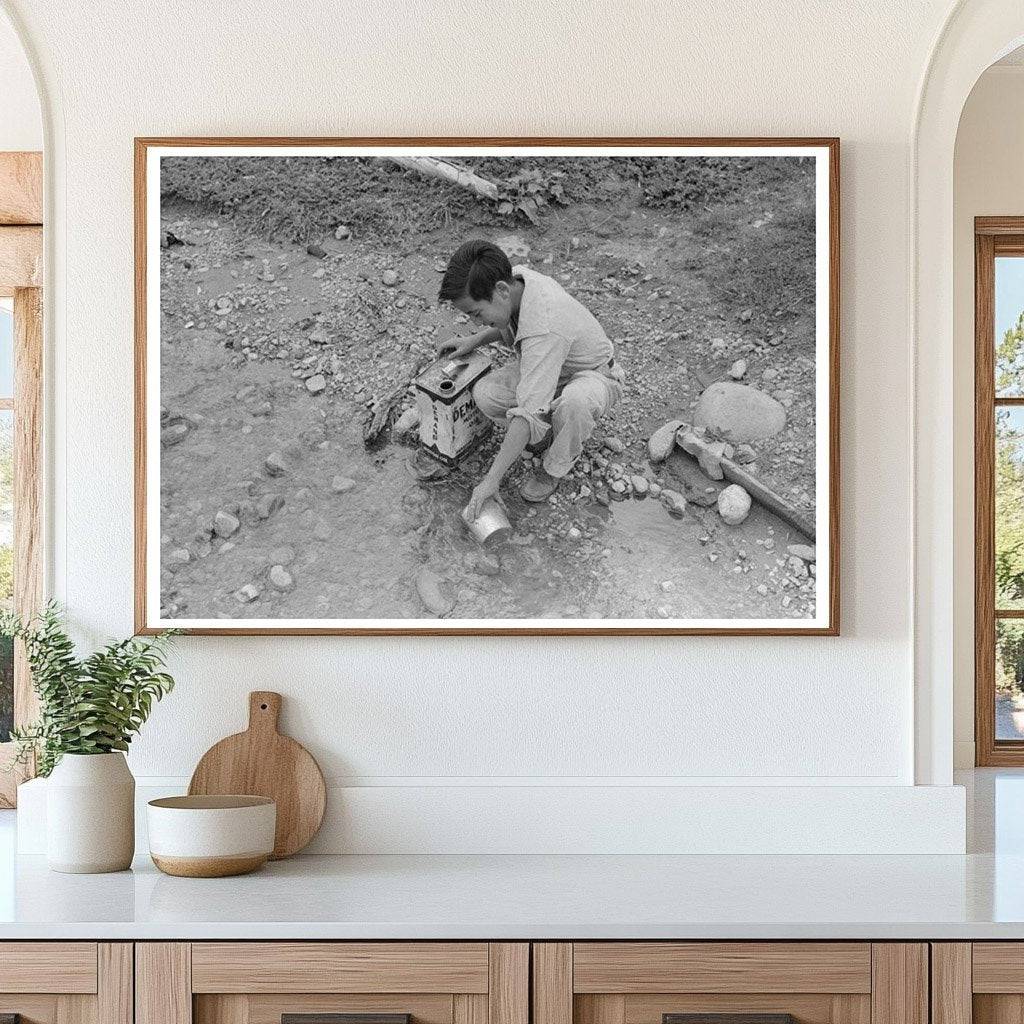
[156,157,819,622]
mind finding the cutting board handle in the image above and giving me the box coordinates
[248,691,282,734]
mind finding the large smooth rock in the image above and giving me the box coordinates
[694,382,786,442]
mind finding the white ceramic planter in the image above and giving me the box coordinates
[46,752,135,873]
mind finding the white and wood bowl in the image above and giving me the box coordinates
[147,795,276,877]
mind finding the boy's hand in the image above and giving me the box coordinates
[438,332,482,359]
[465,477,499,523]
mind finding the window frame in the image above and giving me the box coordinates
[975,217,1024,765]
[0,151,43,806]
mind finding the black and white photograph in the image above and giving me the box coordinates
[137,141,838,634]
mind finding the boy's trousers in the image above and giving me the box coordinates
[472,362,623,478]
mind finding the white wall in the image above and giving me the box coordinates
[952,65,1024,767]
[0,0,972,851]
[0,8,39,151]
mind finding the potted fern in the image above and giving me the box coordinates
[2,603,177,873]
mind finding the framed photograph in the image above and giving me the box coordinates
[135,137,839,635]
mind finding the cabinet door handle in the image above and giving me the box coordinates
[664,1016,797,1024]
[283,1015,411,1024]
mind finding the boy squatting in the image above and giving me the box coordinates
[437,240,625,521]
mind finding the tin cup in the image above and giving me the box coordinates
[462,497,512,546]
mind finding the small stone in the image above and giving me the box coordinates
[661,580,675,592]
[334,224,351,240]
[648,419,686,462]
[756,583,769,596]
[313,522,332,541]
[739,308,753,322]
[264,451,288,476]
[269,545,296,565]
[734,443,757,465]
[568,527,582,540]
[394,407,420,436]
[630,475,649,496]
[332,475,356,494]
[728,358,748,380]
[256,493,284,519]
[269,565,294,591]
[381,269,399,287]
[234,583,260,603]
[718,484,752,526]
[788,556,809,579]
[306,243,327,258]
[473,553,501,577]
[656,606,671,619]
[649,482,662,496]
[311,267,325,279]
[610,479,627,494]
[161,422,188,447]
[603,436,626,454]
[168,547,191,565]
[661,489,687,517]
[416,566,454,616]
[213,511,240,538]
[787,543,816,562]
[305,374,327,395]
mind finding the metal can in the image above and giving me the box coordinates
[462,497,512,546]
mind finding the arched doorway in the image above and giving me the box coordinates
[914,0,1024,785]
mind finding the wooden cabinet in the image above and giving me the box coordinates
[0,942,132,1024]
[931,943,1024,1024]
[532,943,928,1024]
[136,943,528,1024]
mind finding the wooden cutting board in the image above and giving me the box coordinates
[188,691,326,859]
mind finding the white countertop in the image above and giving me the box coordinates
[1,850,1023,940]
[1,770,1021,941]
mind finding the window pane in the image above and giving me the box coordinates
[996,256,1024,397]
[997,407,1024,610]
[998,619,1024,740]
[0,300,12,400]
[0,410,12,742]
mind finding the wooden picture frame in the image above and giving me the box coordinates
[135,137,840,636]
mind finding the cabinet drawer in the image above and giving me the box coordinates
[572,943,872,994]
[191,943,490,993]
[0,942,98,993]
[534,943,925,1024]
[0,942,130,1024]
[139,942,528,1024]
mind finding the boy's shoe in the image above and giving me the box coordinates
[525,432,553,456]
[520,468,560,502]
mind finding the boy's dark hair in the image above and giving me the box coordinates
[438,240,513,303]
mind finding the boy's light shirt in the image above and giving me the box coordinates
[501,265,615,443]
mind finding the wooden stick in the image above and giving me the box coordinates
[721,456,816,541]
[678,432,815,540]
[387,157,499,202]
